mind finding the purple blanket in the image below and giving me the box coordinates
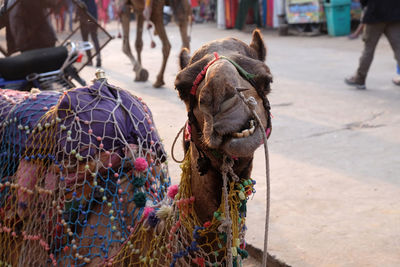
[0,81,166,165]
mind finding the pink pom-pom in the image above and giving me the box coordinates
[143,207,154,218]
[134,157,148,172]
[167,184,179,199]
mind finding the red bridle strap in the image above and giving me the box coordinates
[190,52,220,96]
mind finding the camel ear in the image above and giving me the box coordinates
[179,48,191,69]
[250,29,266,62]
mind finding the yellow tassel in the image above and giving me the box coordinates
[156,205,172,220]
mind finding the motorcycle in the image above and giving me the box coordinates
[0,41,93,91]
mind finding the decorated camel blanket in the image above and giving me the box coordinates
[0,81,170,266]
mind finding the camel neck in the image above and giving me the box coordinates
[188,142,254,223]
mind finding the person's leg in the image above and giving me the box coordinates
[383,22,400,86]
[68,5,74,32]
[55,14,61,33]
[80,22,93,65]
[235,0,250,30]
[384,22,400,64]
[356,23,386,81]
[345,22,385,89]
[89,22,102,67]
[252,0,261,27]
[60,7,65,32]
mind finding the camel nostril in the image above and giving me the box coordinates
[235,87,250,93]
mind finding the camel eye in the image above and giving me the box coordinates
[199,98,207,107]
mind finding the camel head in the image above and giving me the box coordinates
[175,29,272,159]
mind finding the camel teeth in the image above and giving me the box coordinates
[248,125,255,135]
[242,129,250,137]
[232,120,256,138]
[233,132,244,138]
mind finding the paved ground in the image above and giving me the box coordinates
[78,22,400,267]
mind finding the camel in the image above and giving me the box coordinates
[0,30,276,266]
[108,29,274,266]
[119,0,191,88]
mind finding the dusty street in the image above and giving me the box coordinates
[77,22,400,267]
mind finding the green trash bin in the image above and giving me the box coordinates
[324,0,352,36]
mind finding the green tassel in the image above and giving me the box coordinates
[233,257,238,267]
[239,200,247,213]
[132,177,146,187]
[133,192,147,207]
[237,248,249,259]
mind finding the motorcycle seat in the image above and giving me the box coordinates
[0,46,68,80]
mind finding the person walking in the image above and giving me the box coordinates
[96,0,110,28]
[77,0,102,67]
[54,0,66,33]
[345,0,400,89]
[66,0,74,32]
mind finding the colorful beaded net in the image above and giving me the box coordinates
[0,80,170,266]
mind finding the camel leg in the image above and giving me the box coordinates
[170,0,191,50]
[177,6,191,49]
[120,3,148,82]
[151,3,171,88]
[134,9,144,65]
[178,18,190,50]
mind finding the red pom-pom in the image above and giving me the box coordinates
[143,207,154,218]
[134,157,148,172]
[167,184,179,199]
[192,257,205,267]
[203,221,211,228]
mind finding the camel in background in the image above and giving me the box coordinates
[119,0,191,87]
